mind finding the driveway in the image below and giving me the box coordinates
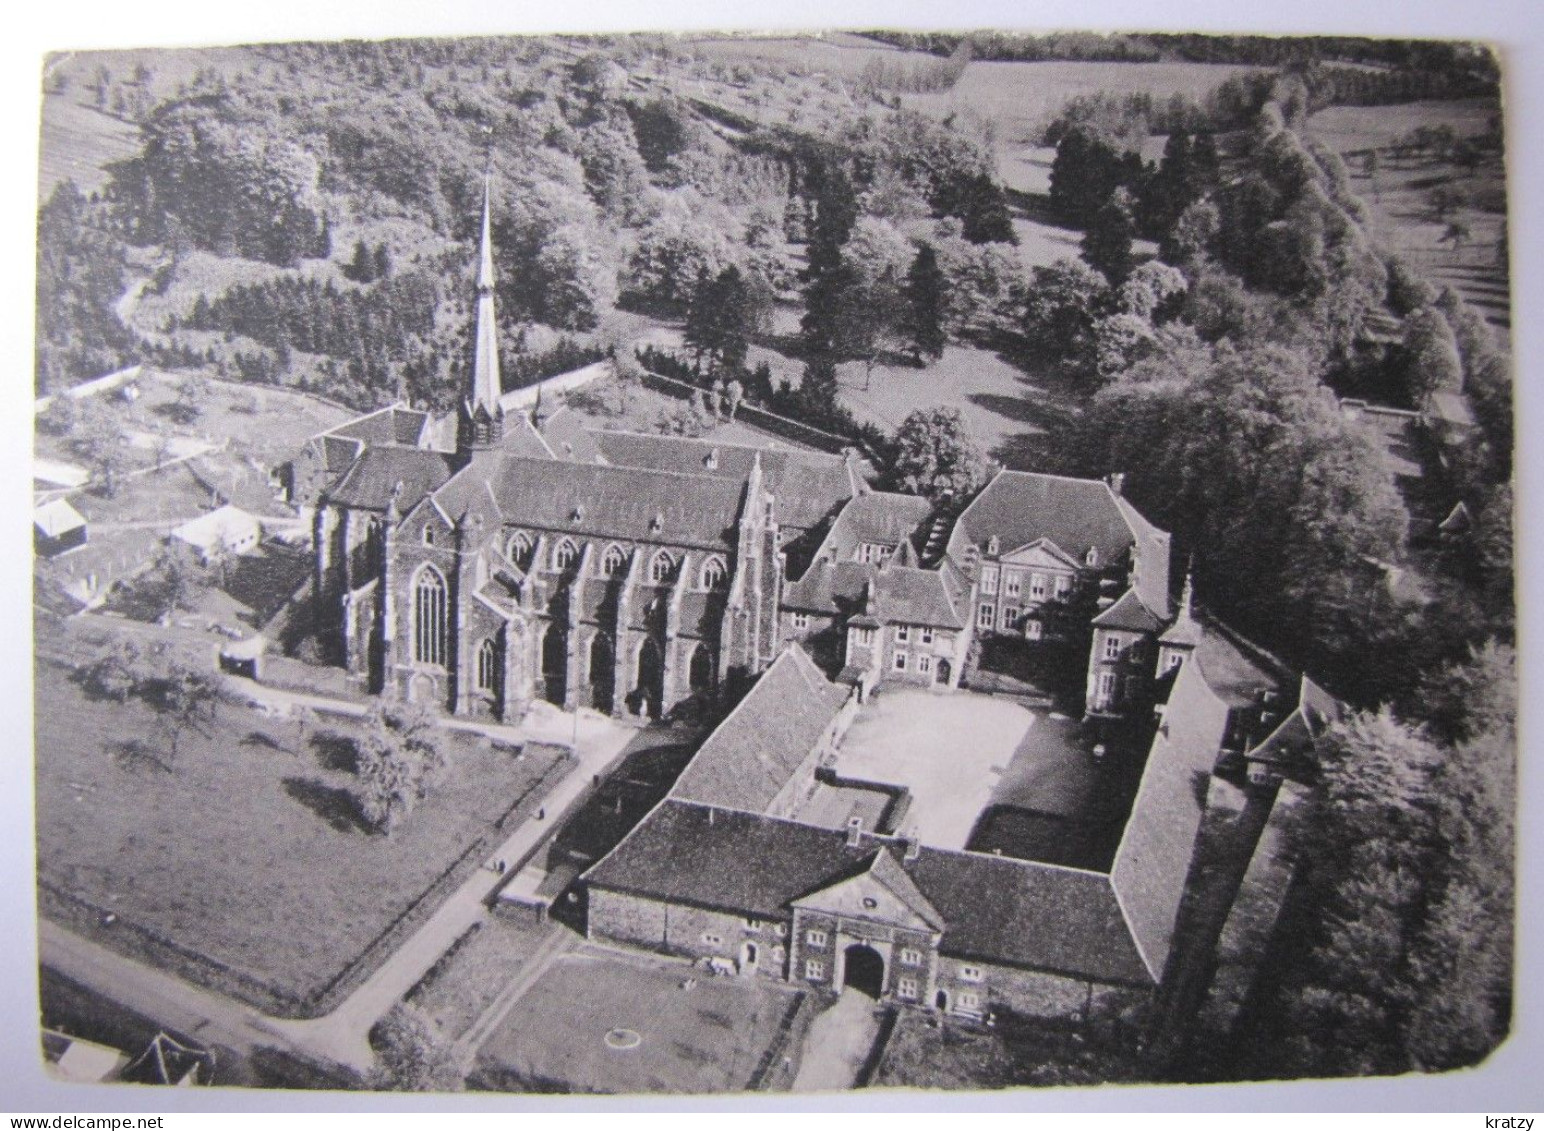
[791,992,885,1093]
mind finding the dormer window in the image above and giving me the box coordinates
[1085,547,1099,567]
[705,448,719,471]
[570,506,584,523]
[986,535,1000,557]
[650,512,665,535]
[423,527,435,547]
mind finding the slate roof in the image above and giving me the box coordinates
[951,471,1138,567]
[1190,620,1289,709]
[1110,655,1234,976]
[329,405,430,448]
[820,492,933,558]
[586,800,1153,985]
[783,558,967,629]
[589,430,862,534]
[325,447,458,512]
[671,645,849,813]
[478,455,749,552]
[538,408,600,463]
[501,412,559,460]
[1092,587,1164,633]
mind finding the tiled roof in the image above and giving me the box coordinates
[783,558,966,629]
[671,645,848,813]
[479,455,749,552]
[328,405,430,448]
[951,471,1138,567]
[1110,656,1233,977]
[586,800,1152,985]
[589,430,861,534]
[818,492,933,559]
[1092,587,1164,633]
[325,447,458,512]
[538,408,599,463]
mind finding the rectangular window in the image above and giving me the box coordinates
[702,932,722,946]
[981,567,998,595]
[806,929,827,948]
[1025,618,1042,641]
[978,603,994,629]
[920,627,934,645]
[852,627,874,646]
[792,612,811,631]
[917,654,932,674]
[744,918,760,931]
[1166,651,1184,672]
[959,990,981,1011]
[1004,573,1021,599]
[806,958,825,980]
[1001,606,1018,631]
[1103,634,1122,660]
[1098,670,1117,705]
[1030,573,1047,600]
[960,965,983,983]
[895,625,910,643]
[900,948,922,966]
[898,976,919,1000]
[893,651,908,672]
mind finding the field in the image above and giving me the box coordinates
[33,656,569,1012]
[1307,98,1510,330]
[906,60,1255,158]
[474,947,793,1094]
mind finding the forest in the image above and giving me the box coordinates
[34,30,1514,1084]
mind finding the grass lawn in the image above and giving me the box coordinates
[874,1009,1149,1090]
[37,91,141,202]
[407,918,552,1041]
[34,655,569,1013]
[474,947,792,1094]
[1307,98,1510,331]
[833,689,1036,850]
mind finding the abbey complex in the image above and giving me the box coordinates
[285,184,1341,1044]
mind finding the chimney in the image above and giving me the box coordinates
[846,815,863,848]
[903,837,920,863]
[1108,472,1125,496]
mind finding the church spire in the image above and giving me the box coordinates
[470,174,502,418]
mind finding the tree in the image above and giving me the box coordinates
[72,396,131,497]
[890,407,989,502]
[369,1006,468,1092]
[1081,187,1138,285]
[683,266,753,375]
[900,242,947,364]
[353,700,448,834]
[172,372,211,424]
[1400,307,1463,406]
[1020,258,1109,362]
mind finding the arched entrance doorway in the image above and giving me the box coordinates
[841,943,885,998]
[936,658,952,686]
[541,624,567,707]
[632,638,663,719]
[589,633,615,714]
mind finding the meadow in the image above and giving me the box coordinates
[34,656,568,1014]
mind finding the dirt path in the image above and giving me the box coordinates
[790,992,885,1093]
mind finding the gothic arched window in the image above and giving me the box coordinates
[413,566,447,667]
[600,544,627,578]
[477,637,499,692]
[700,556,727,591]
[553,538,579,572]
[507,531,532,569]
[649,550,674,584]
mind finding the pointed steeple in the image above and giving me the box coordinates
[470,174,502,418]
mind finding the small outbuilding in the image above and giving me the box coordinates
[33,498,88,558]
[171,504,262,564]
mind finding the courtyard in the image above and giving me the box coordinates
[829,688,1102,851]
[473,946,797,1094]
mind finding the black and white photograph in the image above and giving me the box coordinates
[19,8,1526,1107]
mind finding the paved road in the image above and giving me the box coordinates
[790,992,885,1093]
[40,686,643,1075]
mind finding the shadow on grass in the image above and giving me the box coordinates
[113,738,174,775]
[282,776,370,833]
[310,730,359,774]
[240,730,288,754]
